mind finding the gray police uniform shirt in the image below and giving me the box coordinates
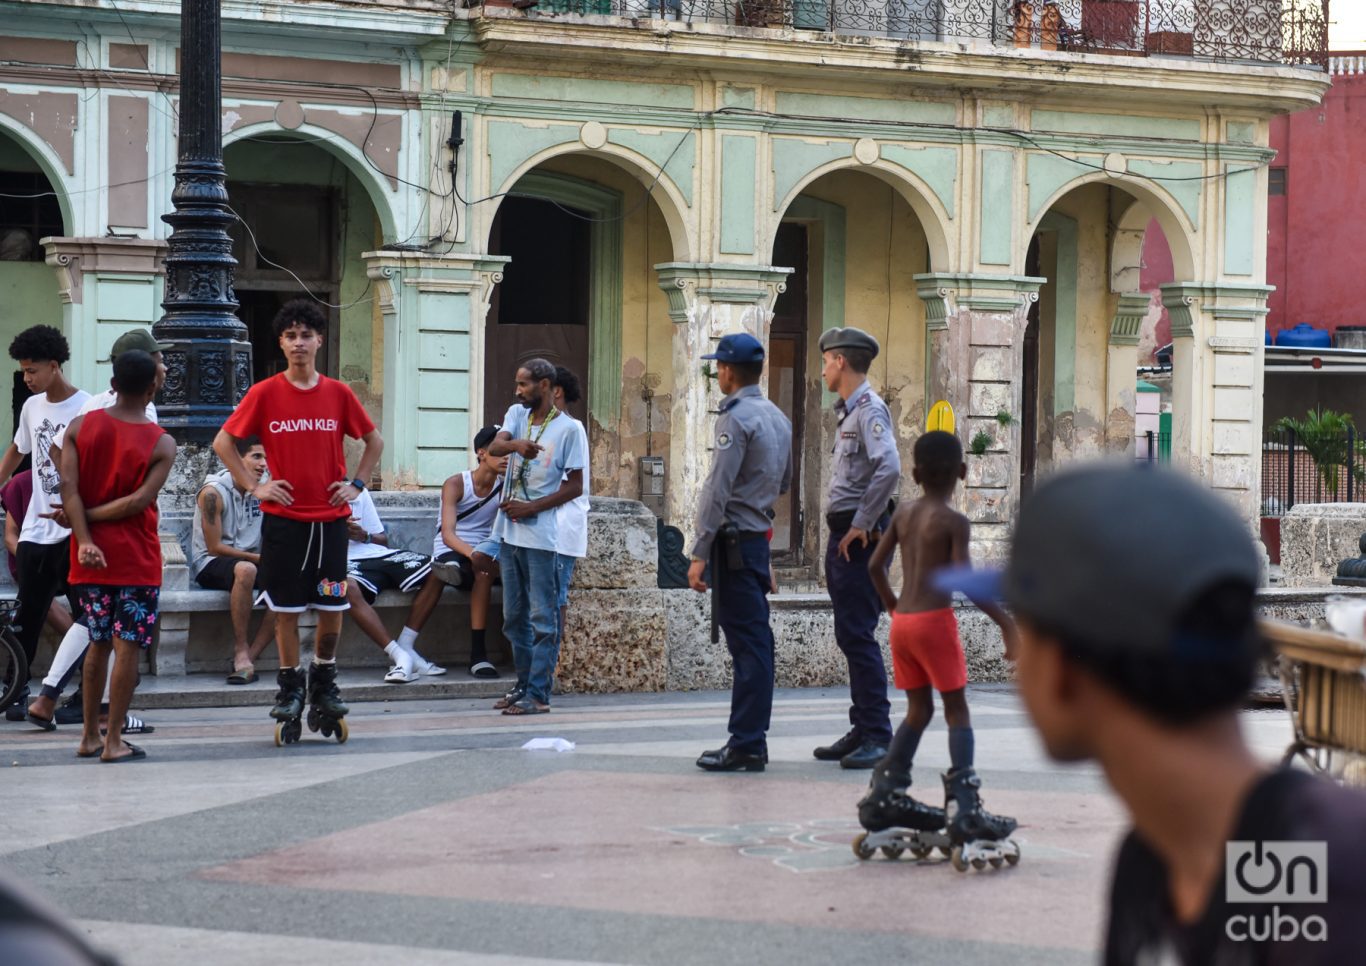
[692,384,793,559]
[828,380,901,532]
[190,469,265,578]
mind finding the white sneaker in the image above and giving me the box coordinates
[411,654,447,677]
[383,649,418,683]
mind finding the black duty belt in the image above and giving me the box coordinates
[826,500,896,534]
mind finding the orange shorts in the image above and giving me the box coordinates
[890,608,967,693]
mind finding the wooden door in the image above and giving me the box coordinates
[483,197,591,426]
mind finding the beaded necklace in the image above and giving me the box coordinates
[511,404,559,500]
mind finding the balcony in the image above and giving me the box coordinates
[510,0,1329,67]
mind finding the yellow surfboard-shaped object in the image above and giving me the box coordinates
[926,401,956,434]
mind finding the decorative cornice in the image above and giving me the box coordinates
[1160,281,1274,339]
[1110,292,1151,347]
[41,236,168,305]
[654,262,792,323]
[913,272,1045,314]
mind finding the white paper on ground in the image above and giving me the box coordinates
[521,737,575,752]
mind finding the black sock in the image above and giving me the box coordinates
[948,726,975,771]
[469,628,487,666]
[874,718,925,790]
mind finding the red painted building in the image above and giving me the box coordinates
[1268,54,1366,340]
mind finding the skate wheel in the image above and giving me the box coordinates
[938,845,952,858]
[1006,851,1021,866]
[950,845,968,873]
[852,833,876,860]
[274,722,286,747]
[880,843,905,860]
[910,845,931,859]
[334,718,348,743]
[306,708,320,733]
[989,856,1004,869]
[971,856,986,871]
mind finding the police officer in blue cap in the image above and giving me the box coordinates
[813,326,899,768]
[689,332,792,772]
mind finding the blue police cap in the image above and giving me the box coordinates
[701,332,765,364]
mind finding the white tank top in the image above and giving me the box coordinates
[434,470,500,556]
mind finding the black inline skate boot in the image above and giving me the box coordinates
[941,767,1021,871]
[306,661,349,743]
[852,767,950,861]
[271,666,306,746]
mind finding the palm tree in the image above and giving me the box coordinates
[1273,408,1365,500]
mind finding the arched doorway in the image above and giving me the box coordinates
[1023,180,1186,486]
[773,169,934,566]
[0,129,66,442]
[222,135,382,397]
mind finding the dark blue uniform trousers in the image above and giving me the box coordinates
[717,537,776,755]
[825,527,894,746]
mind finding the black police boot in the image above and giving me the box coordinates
[812,728,860,761]
[840,739,889,770]
[696,746,766,772]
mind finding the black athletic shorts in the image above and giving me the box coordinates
[432,549,502,590]
[194,555,257,592]
[347,550,432,604]
[257,515,350,612]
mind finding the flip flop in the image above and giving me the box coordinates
[100,714,156,736]
[468,661,498,679]
[501,698,550,716]
[493,687,525,710]
[101,742,146,764]
[26,710,56,732]
[76,747,101,759]
[226,667,259,685]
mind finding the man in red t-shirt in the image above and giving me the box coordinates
[214,299,382,739]
[61,350,174,763]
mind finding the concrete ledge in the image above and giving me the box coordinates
[1279,503,1366,587]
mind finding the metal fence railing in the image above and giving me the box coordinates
[1136,430,1170,465]
[522,0,1330,68]
[1261,428,1366,518]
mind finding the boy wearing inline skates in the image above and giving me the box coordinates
[213,299,382,745]
[858,430,1019,868]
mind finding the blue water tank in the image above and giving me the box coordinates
[1276,323,1331,348]
[1265,329,1272,346]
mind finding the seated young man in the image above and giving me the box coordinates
[421,425,506,678]
[344,488,445,683]
[190,435,275,684]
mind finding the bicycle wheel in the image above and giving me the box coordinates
[0,628,27,713]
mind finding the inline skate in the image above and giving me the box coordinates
[942,766,1020,872]
[305,661,349,743]
[852,768,950,861]
[271,666,306,746]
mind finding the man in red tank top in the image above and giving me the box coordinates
[59,350,175,763]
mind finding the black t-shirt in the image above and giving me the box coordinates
[1106,769,1366,965]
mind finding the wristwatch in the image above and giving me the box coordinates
[351,477,366,491]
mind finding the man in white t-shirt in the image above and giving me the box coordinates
[19,328,168,730]
[486,358,585,716]
[0,326,90,719]
[342,489,445,684]
[551,367,589,645]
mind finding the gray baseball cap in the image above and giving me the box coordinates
[939,464,1261,655]
[106,328,172,362]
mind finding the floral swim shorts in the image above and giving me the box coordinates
[72,585,160,650]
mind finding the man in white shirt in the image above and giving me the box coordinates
[551,367,589,645]
[0,326,90,719]
[343,489,445,683]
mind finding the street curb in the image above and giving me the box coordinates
[132,675,516,710]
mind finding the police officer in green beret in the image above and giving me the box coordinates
[812,326,899,768]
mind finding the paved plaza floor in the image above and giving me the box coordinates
[0,685,1298,965]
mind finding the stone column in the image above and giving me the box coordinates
[1161,282,1272,527]
[915,273,1044,563]
[653,262,791,544]
[1104,292,1150,452]
[364,252,509,489]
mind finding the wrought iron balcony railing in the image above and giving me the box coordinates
[515,0,1329,68]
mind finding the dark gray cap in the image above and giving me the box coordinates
[940,464,1261,655]
[1006,465,1260,653]
[818,326,880,359]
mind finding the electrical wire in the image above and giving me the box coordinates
[225,203,373,310]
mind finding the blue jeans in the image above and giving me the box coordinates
[502,543,562,705]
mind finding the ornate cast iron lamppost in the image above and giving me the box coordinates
[152,0,251,443]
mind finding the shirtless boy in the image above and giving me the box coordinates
[859,431,1018,859]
